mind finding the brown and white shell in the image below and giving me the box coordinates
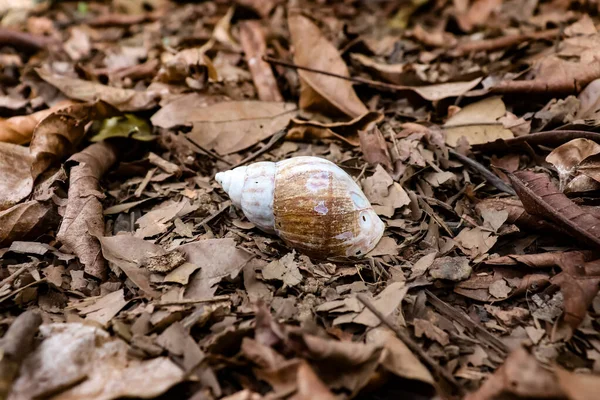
[215,156,384,259]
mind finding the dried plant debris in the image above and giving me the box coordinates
[4,2,600,400]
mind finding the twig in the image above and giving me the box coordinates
[263,56,402,92]
[0,29,58,51]
[155,295,231,307]
[0,310,42,400]
[0,263,32,288]
[184,136,233,166]
[425,290,508,356]
[356,293,464,394]
[472,130,600,153]
[231,129,287,169]
[0,279,47,304]
[448,149,516,196]
[450,28,560,56]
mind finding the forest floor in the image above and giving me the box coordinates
[2,0,600,399]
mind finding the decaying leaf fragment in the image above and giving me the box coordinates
[288,13,368,118]
[0,200,59,247]
[0,142,33,211]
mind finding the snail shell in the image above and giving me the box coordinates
[215,156,385,258]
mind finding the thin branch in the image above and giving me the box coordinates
[155,295,230,307]
[263,55,402,92]
[448,149,516,196]
[184,136,233,166]
[231,129,287,169]
[357,293,464,394]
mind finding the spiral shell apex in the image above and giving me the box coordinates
[216,156,385,259]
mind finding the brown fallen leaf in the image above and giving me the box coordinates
[36,67,158,112]
[240,21,283,102]
[508,170,600,249]
[363,165,411,215]
[98,235,163,298]
[288,12,368,118]
[0,100,74,145]
[57,141,119,280]
[473,130,600,153]
[413,318,450,346]
[164,100,296,155]
[157,44,218,88]
[0,143,33,211]
[30,101,120,181]
[0,200,59,247]
[287,111,383,147]
[180,238,254,299]
[443,97,514,147]
[486,251,597,268]
[9,323,184,400]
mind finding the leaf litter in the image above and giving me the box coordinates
[4,1,600,400]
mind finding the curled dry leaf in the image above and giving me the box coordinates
[288,13,368,118]
[36,67,158,112]
[359,125,393,171]
[57,141,119,279]
[508,170,600,249]
[443,97,514,146]
[287,111,383,147]
[0,200,59,247]
[156,100,296,155]
[546,138,600,190]
[0,100,74,145]
[30,101,120,181]
[240,21,283,102]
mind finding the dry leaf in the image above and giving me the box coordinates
[546,138,600,189]
[0,142,33,211]
[98,235,164,298]
[444,97,514,147]
[413,318,449,346]
[508,170,600,249]
[155,100,296,155]
[363,165,411,213]
[57,142,119,279]
[262,252,303,288]
[9,323,184,400]
[180,238,253,299]
[353,282,408,327]
[240,21,283,102]
[30,101,120,181]
[0,200,58,247]
[36,67,158,112]
[288,13,368,118]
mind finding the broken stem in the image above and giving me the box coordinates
[448,149,516,196]
[356,293,464,394]
[156,295,230,307]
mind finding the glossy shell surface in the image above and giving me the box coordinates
[215,156,384,258]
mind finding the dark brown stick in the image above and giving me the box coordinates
[472,130,600,153]
[448,149,516,195]
[450,29,560,56]
[0,29,57,51]
[357,293,464,394]
[263,56,403,92]
[0,311,42,400]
